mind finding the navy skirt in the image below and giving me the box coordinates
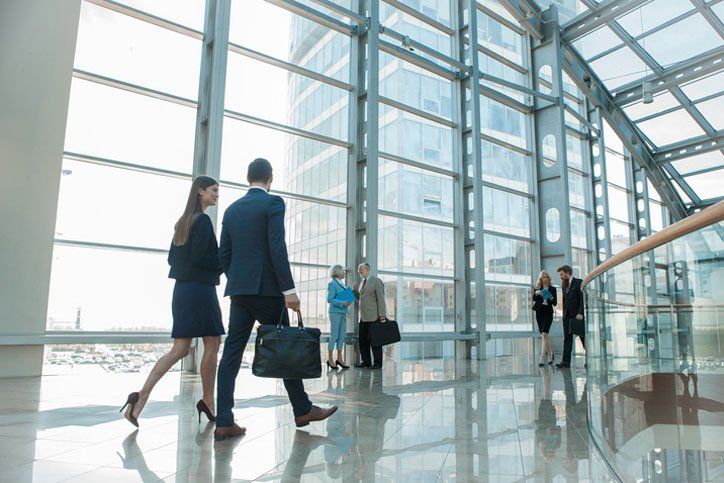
[171,281,225,338]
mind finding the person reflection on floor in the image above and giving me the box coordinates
[535,366,561,463]
[562,369,588,477]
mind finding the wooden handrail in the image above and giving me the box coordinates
[582,201,724,289]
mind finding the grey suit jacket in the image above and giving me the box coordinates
[353,275,387,322]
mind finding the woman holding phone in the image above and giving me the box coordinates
[121,176,225,427]
[532,270,557,367]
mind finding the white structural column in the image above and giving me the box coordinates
[458,0,488,359]
[0,0,82,377]
[531,5,573,278]
[186,0,231,373]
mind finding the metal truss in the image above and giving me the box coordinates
[496,0,724,218]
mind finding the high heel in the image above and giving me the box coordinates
[538,362,545,367]
[336,360,349,370]
[196,399,215,422]
[549,354,555,365]
[327,361,338,371]
[120,392,140,428]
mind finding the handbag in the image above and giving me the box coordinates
[369,318,401,347]
[252,309,322,379]
[571,316,585,336]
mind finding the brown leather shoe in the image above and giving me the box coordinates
[294,405,338,428]
[214,423,246,441]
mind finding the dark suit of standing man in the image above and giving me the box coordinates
[352,263,387,369]
[214,158,337,441]
[556,265,585,369]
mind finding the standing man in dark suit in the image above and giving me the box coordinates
[214,158,337,440]
[352,263,387,369]
[556,265,585,369]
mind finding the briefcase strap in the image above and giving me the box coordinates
[278,307,305,330]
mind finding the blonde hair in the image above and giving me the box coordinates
[536,270,552,290]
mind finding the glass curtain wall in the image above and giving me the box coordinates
[46,0,663,362]
[48,1,205,333]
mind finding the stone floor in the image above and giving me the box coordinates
[0,356,617,482]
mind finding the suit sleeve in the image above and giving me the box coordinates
[218,217,232,275]
[376,279,387,318]
[550,286,558,307]
[189,215,221,271]
[327,283,346,308]
[267,196,295,293]
[577,282,584,317]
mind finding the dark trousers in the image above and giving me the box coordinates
[561,316,586,364]
[216,295,312,427]
[358,320,383,366]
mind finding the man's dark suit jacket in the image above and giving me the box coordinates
[562,277,585,320]
[219,188,294,297]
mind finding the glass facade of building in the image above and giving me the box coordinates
[45,0,699,362]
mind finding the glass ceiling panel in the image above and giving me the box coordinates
[572,25,621,59]
[713,2,724,23]
[694,97,724,130]
[639,14,721,67]
[636,108,705,147]
[681,72,724,101]
[589,45,647,91]
[684,172,724,200]
[616,0,693,38]
[623,92,679,122]
[671,151,724,176]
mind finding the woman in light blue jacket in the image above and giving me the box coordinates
[327,264,351,371]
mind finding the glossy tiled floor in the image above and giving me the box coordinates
[0,356,617,482]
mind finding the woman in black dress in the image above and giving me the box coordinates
[121,176,225,427]
[532,270,557,367]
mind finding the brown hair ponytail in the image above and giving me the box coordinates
[173,176,217,246]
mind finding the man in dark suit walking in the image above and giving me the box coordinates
[214,158,337,440]
[555,265,585,369]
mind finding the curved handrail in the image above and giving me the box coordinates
[582,201,724,289]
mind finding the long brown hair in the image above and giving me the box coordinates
[173,176,217,246]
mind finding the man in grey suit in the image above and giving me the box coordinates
[352,263,387,369]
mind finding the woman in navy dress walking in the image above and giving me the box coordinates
[121,176,225,427]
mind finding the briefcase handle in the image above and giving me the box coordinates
[278,307,305,330]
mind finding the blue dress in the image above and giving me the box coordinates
[168,214,225,338]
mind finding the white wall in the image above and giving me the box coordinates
[0,0,81,377]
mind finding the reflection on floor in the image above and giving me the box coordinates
[0,356,617,482]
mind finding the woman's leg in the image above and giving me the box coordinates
[328,314,340,364]
[133,338,192,417]
[200,336,221,412]
[336,316,347,364]
[541,333,551,361]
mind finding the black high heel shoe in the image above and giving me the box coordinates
[548,354,555,365]
[327,361,338,371]
[336,360,349,370]
[196,399,215,422]
[120,392,140,428]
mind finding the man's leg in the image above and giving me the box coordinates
[561,317,573,365]
[216,297,255,427]
[370,321,383,366]
[254,297,312,418]
[358,321,372,366]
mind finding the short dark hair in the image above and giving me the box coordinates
[557,265,573,275]
[247,158,273,184]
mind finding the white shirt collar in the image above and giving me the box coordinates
[249,186,269,193]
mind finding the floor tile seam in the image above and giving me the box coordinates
[378,394,431,445]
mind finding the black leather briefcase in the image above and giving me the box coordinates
[252,310,321,379]
[369,318,401,347]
